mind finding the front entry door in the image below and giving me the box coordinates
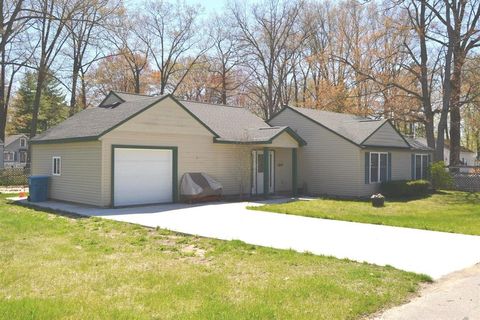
[252,150,274,194]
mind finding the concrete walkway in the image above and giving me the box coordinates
[16,198,480,279]
[374,264,480,320]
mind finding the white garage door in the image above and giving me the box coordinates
[113,148,173,206]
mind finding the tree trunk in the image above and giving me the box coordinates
[30,65,47,139]
[418,0,434,149]
[134,68,140,93]
[424,110,435,149]
[435,7,453,163]
[476,131,480,161]
[221,69,227,105]
[69,65,79,116]
[448,50,465,166]
[0,48,6,142]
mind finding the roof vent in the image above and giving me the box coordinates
[99,102,121,109]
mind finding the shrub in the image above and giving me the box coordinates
[430,161,453,190]
[380,180,431,198]
[406,180,431,195]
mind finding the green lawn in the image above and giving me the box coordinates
[251,191,480,236]
[0,195,430,319]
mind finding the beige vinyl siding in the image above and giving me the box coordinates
[30,141,102,206]
[100,99,297,206]
[268,132,299,148]
[358,149,415,196]
[273,148,292,192]
[363,122,409,148]
[270,108,364,197]
[271,109,420,197]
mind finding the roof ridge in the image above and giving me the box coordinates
[178,98,245,109]
[288,105,373,120]
[112,90,153,97]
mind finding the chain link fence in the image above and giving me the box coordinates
[448,166,480,192]
[0,166,30,187]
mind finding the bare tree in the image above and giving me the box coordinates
[106,9,150,94]
[135,0,206,95]
[426,0,480,165]
[65,0,119,114]
[0,0,31,142]
[29,0,85,138]
[206,15,245,105]
[231,0,308,118]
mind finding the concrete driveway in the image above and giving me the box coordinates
[18,198,480,279]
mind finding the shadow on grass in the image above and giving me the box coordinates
[309,193,434,204]
[10,200,90,220]
[384,193,433,203]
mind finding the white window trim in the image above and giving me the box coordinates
[20,138,26,148]
[370,152,389,184]
[52,156,61,176]
[4,151,14,162]
[414,154,429,180]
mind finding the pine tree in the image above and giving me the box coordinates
[8,71,69,136]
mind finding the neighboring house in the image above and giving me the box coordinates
[269,107,433,198]
[416,137,477,166]
[30,91,432,207]
[3,134,29,168]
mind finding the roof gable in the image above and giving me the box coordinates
[103,96,218,138]
[361,121,410,148]
[31,95,168,143]
[270,106,410,149]
[5,134,27,146]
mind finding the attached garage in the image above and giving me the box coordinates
[112,146,178,207]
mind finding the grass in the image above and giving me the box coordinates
[0,194,431,319]
[251,191,480,236]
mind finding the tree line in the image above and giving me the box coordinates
[1,0,479,165]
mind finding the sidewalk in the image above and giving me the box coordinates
[374,264,480,320]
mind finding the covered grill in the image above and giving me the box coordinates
[180,172,223,202]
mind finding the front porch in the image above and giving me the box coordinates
[250,147,298,197]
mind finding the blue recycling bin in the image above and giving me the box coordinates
[28,176,49,202]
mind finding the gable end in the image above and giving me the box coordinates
[268,106,362,148]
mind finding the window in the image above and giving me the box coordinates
[19,151,27,163]
[370,152,389,183]
[4,151,14,162]
[52,157,61,176]
[414,154,429,180]
[20,138,26,148]
[257,154,264,173]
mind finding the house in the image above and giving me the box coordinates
[30,92,305,207]
[3,134,28,168]
[30,91,432,207]
[269,106,433,197]
[415,137,477,166]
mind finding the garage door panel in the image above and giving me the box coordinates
[114,148,173,206]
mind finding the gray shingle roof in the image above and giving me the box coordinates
[31,92,305,145]
[5,134,26,146]
[31,95,164,142]
[114,91,153,102]
[180,100,291,143]
[286,106,388,145]
[405,138,434,151]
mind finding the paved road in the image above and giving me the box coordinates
[18,198,480,279]
[374,264,480,320]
